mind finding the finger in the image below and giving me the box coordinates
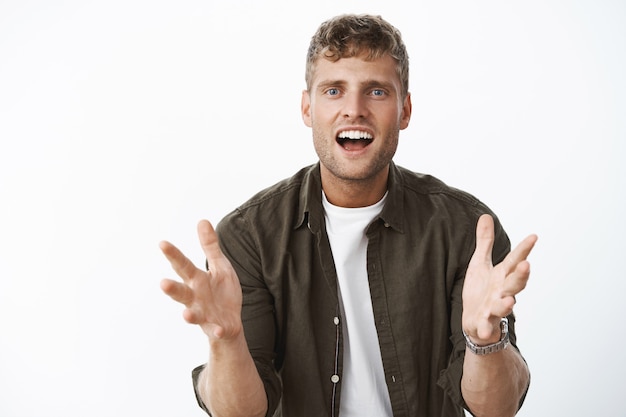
[470,214,495,265]
[161,280,213,329]
[160,278,194,305]
[182,308,218,330]
[159,240,200,283]
[502,259,532,297]
[501,233,538,275]
[477,319,498,341]
[196,220,227,270]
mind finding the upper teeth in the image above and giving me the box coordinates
[338,130,373,140]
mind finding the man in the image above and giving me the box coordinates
[160,14,537,417]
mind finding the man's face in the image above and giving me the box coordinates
[301,54,411,184]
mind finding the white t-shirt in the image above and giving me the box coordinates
[322,192,392,417]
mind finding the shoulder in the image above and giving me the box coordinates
[216,164,318,235]
[389,164,491,225]
[237,164,315,211]
[393,164,484,208]
[388,163,510,260]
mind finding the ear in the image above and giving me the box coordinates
[301,89,312,127]
[399,92,412,130]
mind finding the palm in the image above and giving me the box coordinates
[462,214,537,342]
[160,220,243,340]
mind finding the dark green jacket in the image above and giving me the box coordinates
[193,162,525,417]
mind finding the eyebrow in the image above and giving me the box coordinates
[315,79,346,91]
[316,79,397,93]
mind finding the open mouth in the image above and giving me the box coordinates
[336,130,374,150]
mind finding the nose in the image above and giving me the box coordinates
[342,92,368,120]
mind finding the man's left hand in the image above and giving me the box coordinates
[462,214,538,344]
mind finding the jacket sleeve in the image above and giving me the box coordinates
[190,208,283,416]
[437,210,529,412]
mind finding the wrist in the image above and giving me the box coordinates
[204,319,245,345]
[463,317,510,355]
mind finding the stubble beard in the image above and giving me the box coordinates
[312,125,399,184]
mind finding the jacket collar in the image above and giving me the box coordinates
[296,162,405,233]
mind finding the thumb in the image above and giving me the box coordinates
[197,219,224,269]
[470,214,495,266]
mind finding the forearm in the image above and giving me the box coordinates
[197,333,268,417]
[461,346,529,417]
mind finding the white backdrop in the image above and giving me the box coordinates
[1,1,624,416]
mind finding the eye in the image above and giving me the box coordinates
[326,88,340,96]
[371,89,386,97]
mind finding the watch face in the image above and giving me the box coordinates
[500,317,509,335]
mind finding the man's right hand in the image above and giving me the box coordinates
[160,219,243,341]
[160,220,268,417]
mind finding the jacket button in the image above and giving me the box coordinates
[331,374,340,384]
[333,317,340,325]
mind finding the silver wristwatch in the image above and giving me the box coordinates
[463,317,510,355]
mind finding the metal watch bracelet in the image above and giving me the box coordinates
[463,317,510,355]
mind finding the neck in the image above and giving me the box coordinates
[321,166,389,208]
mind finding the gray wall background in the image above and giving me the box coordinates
[1,1,624,416]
